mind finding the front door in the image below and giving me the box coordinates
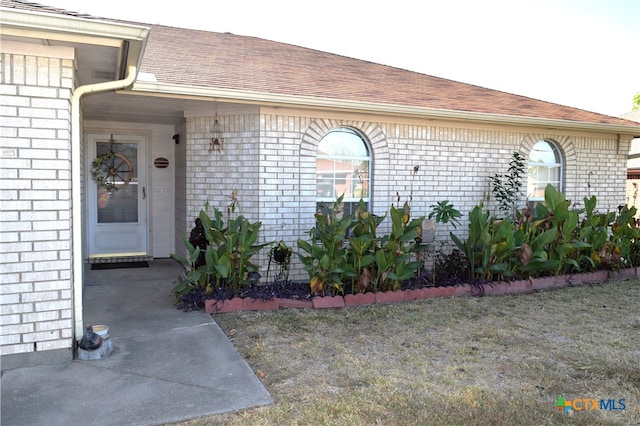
[86,134,148,259]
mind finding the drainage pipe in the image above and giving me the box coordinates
[71,65,138,341]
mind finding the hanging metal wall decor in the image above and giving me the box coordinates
[90,134,134,192]
[209,109,224,153]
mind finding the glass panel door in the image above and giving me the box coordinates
[95,142,139,223]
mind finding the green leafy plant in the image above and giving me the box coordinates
[170,237,211,305]
[374,203,424,291]
[450,205,517,282]
[451,185,601,281]
[576,195,613,270]
[490,151,526,220]
[346,199,384,293]
[171,205,269,304]
[297,195,425,295]
[581,202,640,270]
[206,210,268,294]
[297,195,353,296]
[428,200,462,229]
[530,185,595,275]
[611,205,640,267]
[512,215,559,278]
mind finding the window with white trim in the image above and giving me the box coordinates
[316,127,371,216]
[527,139,563,202]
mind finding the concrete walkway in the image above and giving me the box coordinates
[1,259,272,426]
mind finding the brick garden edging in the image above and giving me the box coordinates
[206,268,637,314]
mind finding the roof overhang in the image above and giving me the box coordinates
[0,7,149,81]
[3,6,637,137]
[133,81,640,137]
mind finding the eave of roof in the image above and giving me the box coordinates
[0,4,149,76]
[132,81,640,136]
[136,24,640,135]
[3,1,639,136]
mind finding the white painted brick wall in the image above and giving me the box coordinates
[0,50,74,359]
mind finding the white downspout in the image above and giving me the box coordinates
[71,65,138,341]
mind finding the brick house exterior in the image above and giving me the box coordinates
[2,1,640,368]
[1,42,75,366]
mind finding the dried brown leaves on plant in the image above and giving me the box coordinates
[356,268,372,293]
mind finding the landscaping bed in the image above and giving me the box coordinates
[173,183,640,318]
[202,268,634,314]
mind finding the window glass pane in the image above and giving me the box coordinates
[96,142,138,223]
[548,166,560,184]
[530,140,556,164]
[540,167,550,182]
[353,162,369,199]
[317,179,335,198]
[318,129,369,157]
[98,184,139,223]
[527,140,563,200]
[316,128,371,212]
[527,167,543,199]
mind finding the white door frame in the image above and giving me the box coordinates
[86,133,149,259]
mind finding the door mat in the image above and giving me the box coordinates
[91,261,149,270]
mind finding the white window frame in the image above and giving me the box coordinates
[316,127,372,214]
[527,139,563,202]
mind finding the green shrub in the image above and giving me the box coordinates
[451,183,640,280]
[297,195,353,296]
[172,205,269,303]
[297,197,424,295]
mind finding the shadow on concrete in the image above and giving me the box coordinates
[1,259,272,426]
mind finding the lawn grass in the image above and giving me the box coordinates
[169,279,640,425]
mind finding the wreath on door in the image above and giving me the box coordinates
[91,152,134,192]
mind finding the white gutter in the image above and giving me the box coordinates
[71,65,139,339]
[3,4,150,350]
[133,82,640,136]
[0,8,149,46]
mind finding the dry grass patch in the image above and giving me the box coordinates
[168,280,640,425]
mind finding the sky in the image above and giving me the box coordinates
[40,0,640,117]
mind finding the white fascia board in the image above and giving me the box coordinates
[133,81,640,136]
[1,7,149,75]
[0,7,149,44]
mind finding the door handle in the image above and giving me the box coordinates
[142,187,146,200]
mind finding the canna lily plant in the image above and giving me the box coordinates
[171,203,270,305]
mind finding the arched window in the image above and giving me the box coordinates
[316,127,371,216]
[527,139,563,202]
